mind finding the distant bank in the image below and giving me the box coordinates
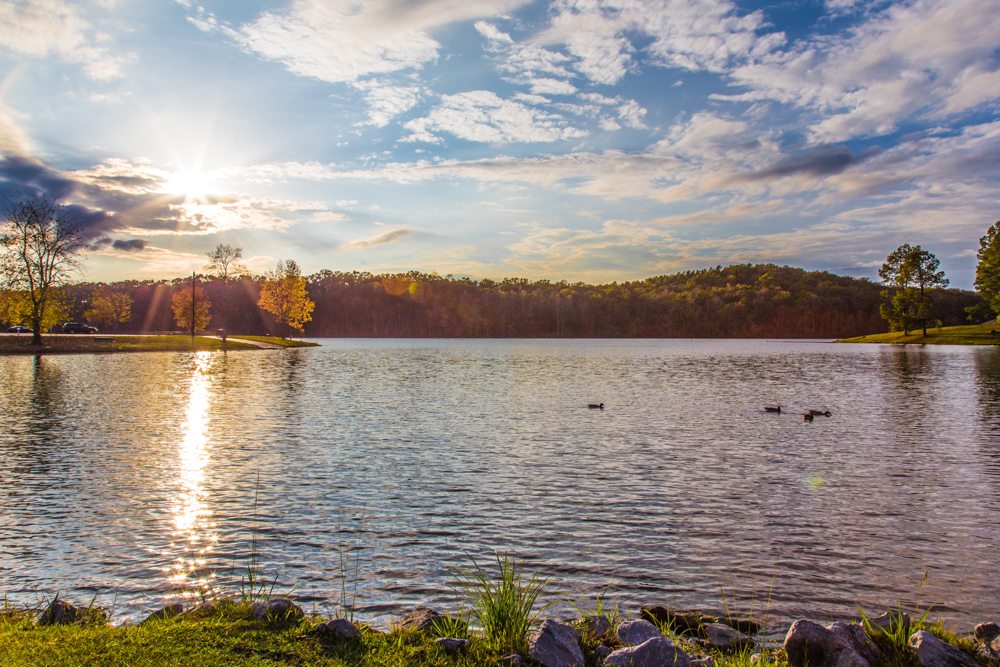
[0,334,319,355]
[839,321,1000,345]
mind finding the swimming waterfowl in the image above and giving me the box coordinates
[765,406,781,413]
[808,410,832,417]
[804,413,814,422]
[588,403,605,409]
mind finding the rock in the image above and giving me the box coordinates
[435,637,471,654]
[974,622,999,644]
[396,606,443,633]
[584,614,613,639]
[701,622,753,652]
[783,619,872,667]
[617,619,663,646]
[828,622,882,666]
[40,599,83,626]
[909,630,978,667]
[528,619,584,667]
[250,598,304,624]
[497,655,523,666]
[316,618,361,642]
[691,658,714,667]
[605,636,691,667]
[868,611,910,633]
[140,603,185,624]
[721,618,763,635]
[178,596,237,619]
[594,645,613,662]
[640,607,713,636]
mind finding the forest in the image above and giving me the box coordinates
[9,263,984,339]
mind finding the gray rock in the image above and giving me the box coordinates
[140,603,185,624]
[435,637,471,654]
[605,636,691,667]
[617,619,663,646]
[640,607,712,636]
[250,598,304,624]
[783,619,872,667]
[497,655,523,666]
[396,606,442,633]
[528,619,584,667]
[691,658,714,667]
[828,621,882,665]
[178,596,237,619]
[316,618,361,642]
[594,645,613,662]
[909,630,978,667]
[974,622,999,644]
[584,615,613,640]
[868,611,911,633]
[40,599,83,626]
[702,622,753,652]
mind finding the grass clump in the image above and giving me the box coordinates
[455,553,551,654]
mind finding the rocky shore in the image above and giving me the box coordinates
[23,595,999,667]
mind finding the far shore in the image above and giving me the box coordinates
[838,321,1000,346]
[0,333,319,355]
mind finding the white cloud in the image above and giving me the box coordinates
[342,228,414,249]
[726,0,1000,142]
[0,0,125,80]
[353,80,424,127]
[224,0,529,84]
[403,90,587,144]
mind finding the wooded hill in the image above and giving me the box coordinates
[44,264,984,338]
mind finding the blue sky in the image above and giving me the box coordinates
[0,0,997,288]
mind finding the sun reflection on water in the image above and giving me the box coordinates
[167,352,220,601]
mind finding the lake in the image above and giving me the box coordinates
[1,339,998,630]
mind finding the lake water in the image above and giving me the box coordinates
[1,339,998,631]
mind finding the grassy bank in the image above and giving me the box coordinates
[839,321,1000,345]
[0,334,318,355]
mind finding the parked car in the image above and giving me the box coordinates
[7,325,32,334]
[60,322,98,334]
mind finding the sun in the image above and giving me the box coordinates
[163,168,212,202]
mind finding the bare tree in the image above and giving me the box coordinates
[204,243,247,281]
[0,198,83,344]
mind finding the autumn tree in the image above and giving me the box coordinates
[258,259,314,336]
[879,243,949,335]
[0,287,69,332]
[171,285,211,333]
[0,198,83,344]
[974,220,1000,317]
[205,243,247,281]
[85,286,133,330]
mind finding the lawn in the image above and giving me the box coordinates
[839,321,1000,345]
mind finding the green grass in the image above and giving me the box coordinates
[839,321,1000,345]
[0,601,506,666]
[454,553,551,655]
[0,334,316,354]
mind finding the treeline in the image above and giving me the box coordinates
[46,263,984,338]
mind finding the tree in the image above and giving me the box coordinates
[85,286,133,329]
[205,243,247,281]
[258,259,314,336]
[171,286,211,332]
[0,198,83,344]
[0,287,69,332]
[974,220,1000,316]
[878,243,949,335]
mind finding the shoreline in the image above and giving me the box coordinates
[0,334,319,355]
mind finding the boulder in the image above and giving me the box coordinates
[435,637,471,654]
[783,619,872,667]
[701,622,753,652]
[316,618,361,642]
[178,596,237,619]
[867,611,910,633]
[721,617,762,635]
[828,622,882,665]
[640,607,712,636]
[583,614,613,640]
[908,630,978,667]
[593,645,613,662]
[528,619,584,667]
[396,606,442,633]
[140,603,185,624]
[250,598,304,624]
[605,636,691,667]
[39,599,84,626]
[973,622,999,644]
[617,619,662,646]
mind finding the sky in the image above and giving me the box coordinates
[0,0,998,288]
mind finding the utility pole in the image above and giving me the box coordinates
[190,271,196,339]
